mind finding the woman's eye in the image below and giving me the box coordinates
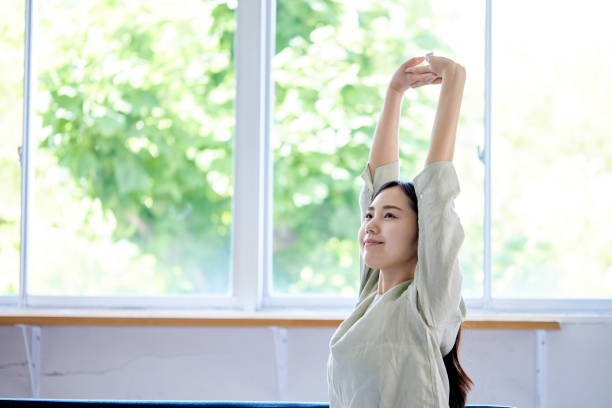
[364,213,395,219]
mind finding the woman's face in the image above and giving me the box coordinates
[358,186,418,270]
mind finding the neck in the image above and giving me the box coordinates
[377,256,418,295]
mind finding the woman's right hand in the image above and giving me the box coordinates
[404,52,462,80]
[388,56,442,95]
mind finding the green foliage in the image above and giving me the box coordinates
[270,0,448,295]
[3,0,611,300]
[18,0,484,297]
[37,0,237,294]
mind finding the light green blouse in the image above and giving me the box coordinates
[327,160,467,408]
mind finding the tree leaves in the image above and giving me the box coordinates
[36,0,445,296]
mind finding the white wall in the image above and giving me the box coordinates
[0,321,610,407]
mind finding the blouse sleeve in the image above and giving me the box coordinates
[357,160,400,300]
[412,160,466,335]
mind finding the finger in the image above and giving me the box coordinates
[402,56,426,69]
[407,72,435,80]
[413,74,438,87]
[410,77,430,88]
[408,73,437,84]
[404,65,434,74]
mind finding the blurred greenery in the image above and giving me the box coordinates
[489,0,612,298]
[0,0,24,296]
[0,0,482,298]
[34,0,237,294]
[2,0,609,300]
[270,0,457,295]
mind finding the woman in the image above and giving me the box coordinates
[327,52,473,408]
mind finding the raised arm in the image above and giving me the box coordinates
[407,54,468,333]
[367,87,402,179]
[424,63,466,165]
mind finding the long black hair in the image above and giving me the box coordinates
[373,180,473,408]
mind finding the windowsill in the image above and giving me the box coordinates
[11,307,612,329]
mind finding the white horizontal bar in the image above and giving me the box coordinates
[1,294,612,314]
[20,295,242,309]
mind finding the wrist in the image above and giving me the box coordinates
[442,64,466,81]
[386,86,405,100]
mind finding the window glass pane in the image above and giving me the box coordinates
[0,1,24,296]
[31,0,235,296]
[271,0,484,298]
[492,0,612,298]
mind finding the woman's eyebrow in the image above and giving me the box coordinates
[366,205,403,211]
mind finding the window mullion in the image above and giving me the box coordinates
[232,0,268,312]
[263,0,276,304]
[483,0,493,309]
[19,0,37,308]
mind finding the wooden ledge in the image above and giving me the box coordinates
[0,309,562,330]
[462,320,559,330]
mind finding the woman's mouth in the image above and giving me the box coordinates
[365,241,383,246]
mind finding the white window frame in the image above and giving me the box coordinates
[2,0,611,315]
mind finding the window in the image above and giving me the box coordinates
[2,0,611,313]
[270,0,485,300]
[490,0,612,300]
[32,0,236,297]
[3,0,237,307]
[0,1,25,297]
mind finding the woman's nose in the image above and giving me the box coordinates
[365,219,378,233]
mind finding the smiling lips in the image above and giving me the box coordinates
[365,240,383,246]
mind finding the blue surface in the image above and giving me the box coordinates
[0,400,514,408]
